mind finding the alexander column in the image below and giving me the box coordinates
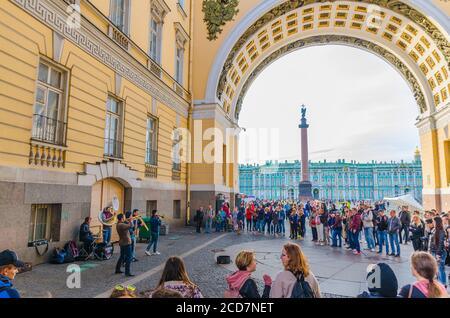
[298,104,312,201]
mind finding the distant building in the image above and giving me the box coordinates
[239,148,423,202]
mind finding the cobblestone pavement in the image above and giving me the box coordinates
[13,226,449,298]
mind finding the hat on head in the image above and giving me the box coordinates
[0,250,25,268]
[366,263,398,298]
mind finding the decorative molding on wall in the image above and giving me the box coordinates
[11,0,189,117]
[216,0,450,102]
[79,160,141,188]
[234,35,428,119]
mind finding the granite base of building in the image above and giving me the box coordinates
[189,190,236,224]
[423,191,450,212]
[0,166,188,265]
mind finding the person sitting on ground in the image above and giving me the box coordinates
[270,243,321,298]
[398,252,448,298]
[151,256,203,298]
[110,284,138,298]
[0,250,23,298]
[357,263,399,298]
[225,250,271,298]
[151,288,183,298]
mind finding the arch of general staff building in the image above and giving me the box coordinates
[189,0,450,213]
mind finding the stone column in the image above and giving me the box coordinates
[298,105,312,201]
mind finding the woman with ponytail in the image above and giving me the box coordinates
[399,252,448,298]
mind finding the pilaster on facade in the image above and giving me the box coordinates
[12,0,190,118]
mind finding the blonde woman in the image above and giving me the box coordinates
[399,252,448,298]
[409,214,425,251]
[270,243,321,298]
[225,250,272,298]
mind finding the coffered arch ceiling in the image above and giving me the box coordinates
[210,0,450,122]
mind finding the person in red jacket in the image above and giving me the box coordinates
[350,208,363,255]
[246,202,254,232]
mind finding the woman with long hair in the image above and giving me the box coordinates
[151,256,203,298]
[270,243,321,298]
[399,252,448,298]
[429,217,447,286]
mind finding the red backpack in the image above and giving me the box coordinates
[64,241,79,259]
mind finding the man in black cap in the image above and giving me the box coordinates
[0,250,23,298]
[357,263,399,298]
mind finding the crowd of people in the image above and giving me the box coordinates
[1,198,449,299]
[194,198,450,291]
[107,244,448,299]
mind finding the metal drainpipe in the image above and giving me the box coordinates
[185,0,195,226]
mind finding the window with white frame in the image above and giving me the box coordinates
[172,128,182,171]
[174,23,188,86]
[28,204,61,243]
[175,46,184,84]
[110,0,130,34]
[150,15,163,63]
[104,96,123,158]
[146,116,158,166]
[33,61,67,145]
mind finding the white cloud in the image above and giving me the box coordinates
[238,45,420,164]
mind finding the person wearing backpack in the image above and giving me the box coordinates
[225,250,272,298]
[0,250,23,298]
[270,243,321,298]
[398,252,448,298]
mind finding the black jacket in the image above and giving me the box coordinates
[195,210,204,223]
[239,278,270,298]
[409,223,425,240]
[429,229,446,256]
[399,211,411,225]
[376,215,388,231]
[79,222,92,242]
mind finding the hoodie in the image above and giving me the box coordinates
[226,271,270,298]
[226,270,252,291]
[0,274,20,298]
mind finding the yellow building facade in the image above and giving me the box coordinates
[0,0,449,264]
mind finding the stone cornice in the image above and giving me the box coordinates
[433,103,450,129]
[193,103,239,129]
[11,0,189,117]
[235,34,428,120]
[416,102,450,133]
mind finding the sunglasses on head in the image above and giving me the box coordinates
[114,284,136,292]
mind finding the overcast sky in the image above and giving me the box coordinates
[238,45,420,165]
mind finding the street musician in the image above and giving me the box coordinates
[101,207,115,244]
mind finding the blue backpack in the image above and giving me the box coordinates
[51,248,66,264]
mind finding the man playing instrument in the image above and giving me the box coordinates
[101,206,115,244]
[115,213,134,277]
[131,209,143,262]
